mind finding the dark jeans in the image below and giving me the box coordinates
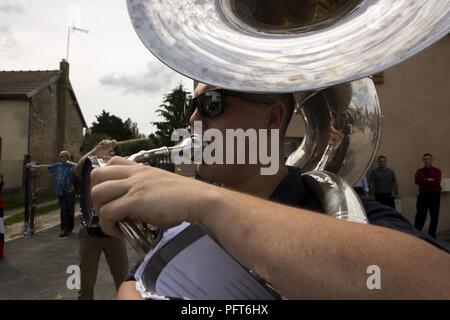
[375,193,395,209]
[415,191,441,238]
[58,191,76,232]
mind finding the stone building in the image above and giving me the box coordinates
[0,60,86,192]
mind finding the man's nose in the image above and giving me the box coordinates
[190,109,208,134]
[189,108,201,125]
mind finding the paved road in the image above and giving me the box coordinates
[1,214,449,300]
[0,219,140,300]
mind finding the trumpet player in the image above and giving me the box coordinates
[26,151,77,237]
[74,140,129,300]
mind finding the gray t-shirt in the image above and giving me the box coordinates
[370,167,397,194]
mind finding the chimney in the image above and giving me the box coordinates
[60,59,70,84]
[56,59,70,152]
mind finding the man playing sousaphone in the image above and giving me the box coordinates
[93,83,450,299]
[91,0,450,299]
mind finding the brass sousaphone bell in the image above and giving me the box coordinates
[127,0,449,92]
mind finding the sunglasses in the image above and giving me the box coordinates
[185,89,275,122]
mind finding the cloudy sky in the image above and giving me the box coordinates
[0,0,192,134]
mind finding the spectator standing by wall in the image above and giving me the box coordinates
[369,155,399,208]
[27,151,76,237]
[414,153,442,238]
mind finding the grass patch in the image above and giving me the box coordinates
[4,203,61,226]
[3,191,58,211]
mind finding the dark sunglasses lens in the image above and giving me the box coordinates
[203,100,222,116]
[200,91,222,117]
[187,91,223,120]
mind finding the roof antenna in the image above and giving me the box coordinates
[66,25,89,62]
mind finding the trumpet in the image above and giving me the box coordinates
[79,135,205,256]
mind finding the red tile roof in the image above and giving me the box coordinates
[0,70,60,97]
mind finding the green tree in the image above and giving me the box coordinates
[81,110,156,156]
[81,130,112,154]
[90,110,140,141]
[116,133,159,156]
[152,84,191,146]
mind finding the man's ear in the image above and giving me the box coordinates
[267,101,285,130]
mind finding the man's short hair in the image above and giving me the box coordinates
[378,155,387,161]
[237,92,295,135]
[423,153,433,158]
[60,150,71,157]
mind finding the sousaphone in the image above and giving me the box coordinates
[125,0,448,224]
[127,0,449,92]
[82,0,450,251]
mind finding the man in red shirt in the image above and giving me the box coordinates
[414,153,442,238]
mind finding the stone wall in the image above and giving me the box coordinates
[28,80,84,192]
[63,92,84,160]
[29,83,59,191]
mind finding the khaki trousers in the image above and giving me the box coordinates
[78,226,129,300]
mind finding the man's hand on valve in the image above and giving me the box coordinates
[90,156,206,238]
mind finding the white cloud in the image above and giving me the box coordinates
[0,1,26,13]
[0,0,28,59]
[99,63,182,95]
[0,25,20,59]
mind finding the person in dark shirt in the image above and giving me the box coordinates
[414,153,442,238]
[369,155,398,208]
[91,83,450,299]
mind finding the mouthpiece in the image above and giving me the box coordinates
[127,134,205,163]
